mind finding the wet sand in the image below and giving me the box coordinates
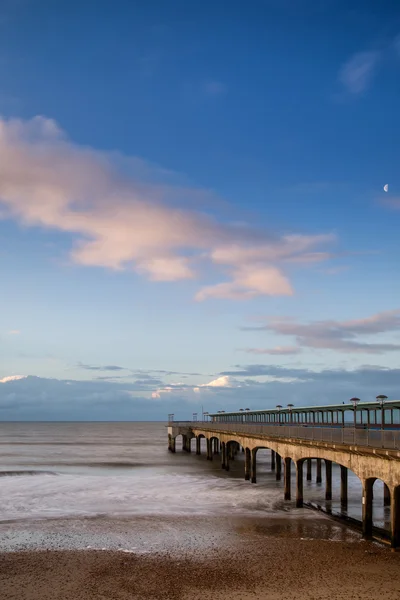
[1,532,400,600]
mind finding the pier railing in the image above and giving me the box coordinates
[168,422,400,450]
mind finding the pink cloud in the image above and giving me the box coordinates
[0,116,336,301]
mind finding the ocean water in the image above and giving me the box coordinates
[0,422,387,551]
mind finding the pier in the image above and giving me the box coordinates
[167,399,400,549]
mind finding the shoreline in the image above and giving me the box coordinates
[302,501,393,547]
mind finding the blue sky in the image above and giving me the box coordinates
[1,0,400,419]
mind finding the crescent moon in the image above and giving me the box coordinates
[384,184,389,192]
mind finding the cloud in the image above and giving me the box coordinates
[1,366,399,420]
[195,234,335,301]
[77,362,126,372]
[152,375,239,399]
[241,309,400,354]
[0,375,27,383]
[193,375,238,392]
[0,115,335,301]
[7,329,20,335]
[241,346,301,355]
[338,51,379,94]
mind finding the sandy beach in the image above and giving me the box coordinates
[2,533,400,600]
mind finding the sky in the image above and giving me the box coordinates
[1,0,400,420]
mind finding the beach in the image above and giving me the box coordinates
[2,533,400,600]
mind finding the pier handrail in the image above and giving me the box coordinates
[167,421,400,450]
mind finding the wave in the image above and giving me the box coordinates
[0,470,57,477]
[69,462,146,468]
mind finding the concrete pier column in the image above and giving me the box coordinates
[206,438,212,460]
[325,460,332,501]
[221,442,226,469]
[362,479,374,540]
[168,434,172,451]
[229,444,235,460]
[271,450,276,471]
[225,447,230,472]
[213,439,219,454]
[187,437,192,453]
[251,449,257,483]
[170,437,176,453]
[390,486,400,549]
[306,459,312,481]
[284,458,291,500]
[182,435,187,451]
[340,465,348,509]
[196,436,201,455]
[296,461,304,508]
[244,448,251,481]
[316,459,322,484]
[384,483,391,507]
[276,453,282,481]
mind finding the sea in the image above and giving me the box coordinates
[0,422,388,553]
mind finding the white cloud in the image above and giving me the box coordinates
[339,51,379,94]
[0,116,335,301]
[7,329,20,335]
[200,375,236,388]
[0,375,27,383]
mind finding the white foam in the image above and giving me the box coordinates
[0,471,282,522]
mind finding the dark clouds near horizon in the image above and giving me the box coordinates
[0,364,399,421]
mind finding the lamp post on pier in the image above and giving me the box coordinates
[350,398,360,444]
[376,395,387,447]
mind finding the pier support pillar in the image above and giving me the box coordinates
[244,448,251,481]
[340,465,348,509]
[362,479,374,540]
[325,460,332,501]
[390,486,400,549]
[384,483,391,507]
[168,434,172,452]
[251,449,257,483]
[296,461,304,508]
[213,439,219,455]
[206,438,213,460]
[196,437,201,455]
[276,453,282,481]
[229,443,235,460]
[186,437,192,453]
[271,450,276,471]
[182,435,187,452]
[221,442,227,469]
[170,437,175,453]
[316,459,322,484]
[306,459,312,482]
[284,458,291,501]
